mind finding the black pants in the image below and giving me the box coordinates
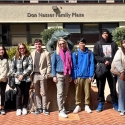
[16,81,31,109]
[96,70,118,104]
[0,82,7,107]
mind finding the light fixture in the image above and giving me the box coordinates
[52,6,58,10]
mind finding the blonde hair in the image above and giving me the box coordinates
[56,38,69,55]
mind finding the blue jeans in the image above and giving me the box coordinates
[118,76,125,113]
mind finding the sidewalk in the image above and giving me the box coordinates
[0,86,125,125]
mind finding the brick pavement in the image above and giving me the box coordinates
[0,87,125,125]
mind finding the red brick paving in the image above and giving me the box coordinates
[0,87,125,125]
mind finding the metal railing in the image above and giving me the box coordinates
[115,0,124,2]
[77,0,106,3]
[0,0,30,3]
[39,0,67,2]
[0,0,124,3]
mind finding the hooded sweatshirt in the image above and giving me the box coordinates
[93,31,118,68]
[72,47,95,80]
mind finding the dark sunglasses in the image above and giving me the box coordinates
[59,43,65,46]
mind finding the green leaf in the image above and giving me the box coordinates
[112,27,125,46]
[41,27,66,46]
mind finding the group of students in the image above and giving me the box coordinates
[0,28,125,118]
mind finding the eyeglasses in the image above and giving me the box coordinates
[59,43,65,46]
[19,47,25,50]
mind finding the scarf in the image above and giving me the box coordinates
[59,49,72,76]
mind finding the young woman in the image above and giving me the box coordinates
[11,43,33,116]
[51,38,72,118]
[113,37,125,116]
[0,45,11,115]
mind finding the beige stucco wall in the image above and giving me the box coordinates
[0,4,125,23]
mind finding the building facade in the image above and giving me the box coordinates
[0,0,125,46]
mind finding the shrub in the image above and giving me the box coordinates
[41,27,66,45]
[6,42,31,60]
[112,27,125,46]
[6,47,17,60]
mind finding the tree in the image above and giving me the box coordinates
[112,27,125,46]
[41,27,66,46]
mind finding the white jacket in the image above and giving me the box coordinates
[0,59,11,82]
[113,48,125,73]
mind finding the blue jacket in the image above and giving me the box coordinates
[51,51,64,77]
[72,48,95,80]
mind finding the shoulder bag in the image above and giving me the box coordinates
[95,42,107,79]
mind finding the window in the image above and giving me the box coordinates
[64,24,81,33]
[10,24,27,45]
[0,23,47,46]
[0,0,30,3]
[102,23,118,33]
[83,24,99,44]
[39,0,66,3]
[0,24,9,44]
[29,24,47,44]
[64,24,82,44]
[77,0,106,3]
[115,0,124,2]
[83,24,99,34]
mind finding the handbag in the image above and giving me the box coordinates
[95,42,107,79]
[8,75,15,89]
[95,62,107,79]
[110,61,121,76]
[110,49,125,76]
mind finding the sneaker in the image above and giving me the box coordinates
[62,108,68,114]
[43,109,50,115]
[120,112,124,116]
[73,105,81,114]
[113,102,118,111]
[35,108,42,114]
[22,108,27,115]
[118,109,120,112]
[59,111,68,118]
[1,109,6,115]
[96,102,104,112]
[16,109,21,116]
[85,105,92,113]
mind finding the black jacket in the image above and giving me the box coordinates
[93,37,118,67]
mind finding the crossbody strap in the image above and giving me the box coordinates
[75,49,91,64]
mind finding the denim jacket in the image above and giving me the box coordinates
[51,51,64,77]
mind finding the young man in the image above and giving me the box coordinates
[72,38,95,113]
[31,39,51,115]
[93,29,118,112]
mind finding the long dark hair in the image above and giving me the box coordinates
[0,45,9,59]
[121,37,125,55]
